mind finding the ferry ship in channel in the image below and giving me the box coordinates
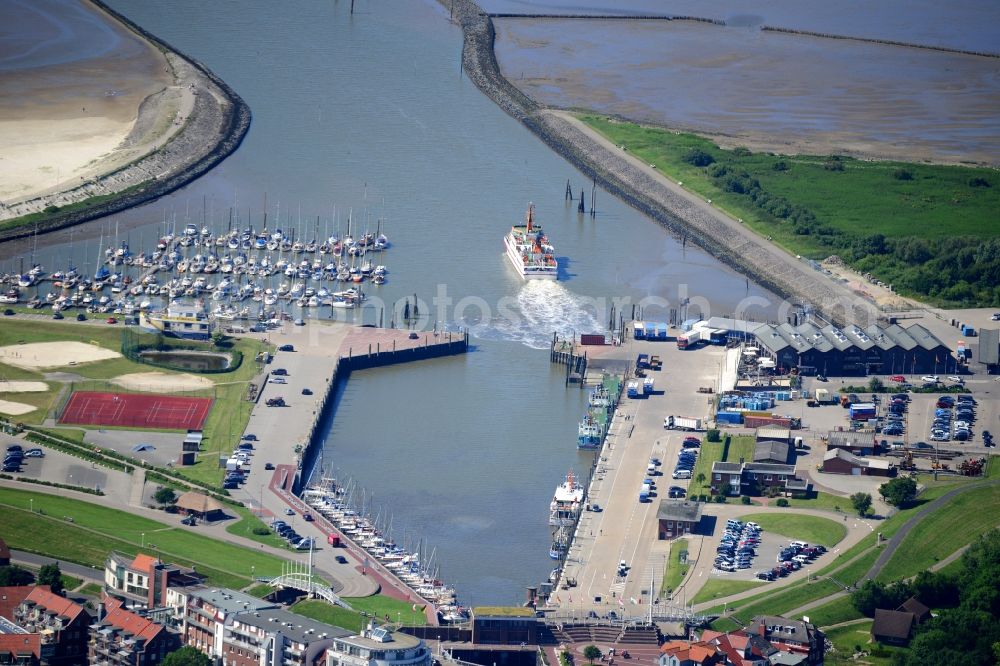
[504,203,558,279]
[549,471,584,527]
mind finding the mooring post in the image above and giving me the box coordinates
[578,189,585,214]
[565,180,573,200]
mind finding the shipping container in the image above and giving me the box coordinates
[633,321,647,339]
[716,411,744,424]
[580,334,607,346]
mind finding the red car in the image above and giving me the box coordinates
[105,317,117,324]
[889,375,906,383]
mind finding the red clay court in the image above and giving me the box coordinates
[59,391,213,430]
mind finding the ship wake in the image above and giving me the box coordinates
[466,281,603,349]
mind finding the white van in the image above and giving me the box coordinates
[647,463,657,475]
[790,541,808,549]
[672,469,692,480]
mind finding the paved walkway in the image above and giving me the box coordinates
[10,549,104,584]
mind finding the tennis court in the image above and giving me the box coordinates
[58,391,213,430]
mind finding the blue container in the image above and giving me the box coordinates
[716,411,744,424]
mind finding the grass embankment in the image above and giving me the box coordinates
[661,540,690,594]
[687,441,724,497]
[740,513,847,548]
[292,596,428,631]
[824,621,908,665]
[77,582,104,597]
[803,595,863,628]
[876,483,1000,582]
[579,115,1000,307]
[0,487,287,589]
[0,183,149,234]
[0,319,268,485]
[227,506,291,550]
[691,579,765,605]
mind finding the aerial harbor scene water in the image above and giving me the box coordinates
[0,0,997,664]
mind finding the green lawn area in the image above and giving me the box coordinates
[292,596,428,631]
[723,435,755,464]
[804,595,862,628]
[688,441,724,497]
[823,621,909,665]
[828,548,880,589]
[0,487,287,588]
[35,427,87,444]
[60,574,83,591]
[77,582,104,597]
[709,616,743,633]
[691,578,765,605]
[579,115,1000,307]
[661,540,690,594]
[740,512,847,548]
[227,506,290,550]
[876,483,1000,582]
[782,491,851,513]
[0,388,57,424]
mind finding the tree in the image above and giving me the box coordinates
[37,563,63,595]
[868,377,885,393]
[879,477,918,507]
[153,486,178,509]
[695,472,707,488]
[162,647,213,666]
[582,645,602,665]
[683,148,715,167]
[0,565,35,586]
[706,429,721,442]
[851,492,872,517]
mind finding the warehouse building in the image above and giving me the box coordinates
[703,318,952,377]
[979,329,999,374]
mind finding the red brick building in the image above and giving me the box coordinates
[88,595,179,665]
[11,587,91,665]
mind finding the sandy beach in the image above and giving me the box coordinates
[0,0,174,204]
[0,0,247,232]
[0,341,121,369]
[111,372,214,392]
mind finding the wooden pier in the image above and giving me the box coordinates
[550,333,588,386]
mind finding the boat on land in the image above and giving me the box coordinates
[504,203,558,279]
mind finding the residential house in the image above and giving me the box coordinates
[897,597,931,625]
[871,609,914,647]
[324,624,432,666]
[710,462,809,497]
[104,553,204,611]
[658,639,723,666]
[173,492,227,521]
[822,449,894,477]
[12,587,91,665]
[0,633,41,666]
[700,629,775,666]
[747,616,824,664]
[88,595,178,665]
[657,501,704,540]
[174,586,277,658]
[223,608,350,666]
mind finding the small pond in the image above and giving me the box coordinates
[139,350,232,372]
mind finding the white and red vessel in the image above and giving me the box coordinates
[504,203,558,279]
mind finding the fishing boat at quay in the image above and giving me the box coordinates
[577,375,623,450]
[503,203,558,279]
[549,471,584,527]
[301,473,469,624]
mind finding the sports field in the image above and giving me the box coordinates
[59,391,212,430]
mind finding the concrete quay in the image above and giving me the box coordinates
[547,335,876,621]
[233,320,467,613]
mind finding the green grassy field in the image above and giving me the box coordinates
[292,596,428,631]
[803,595,862,628]
[0,319,268,485]
[0,487,287,588]
[579,115,1000,307]
[782,491,852,513]
[823,621,909,665]
[76,582,104,597]
[691,578,765,605]
[661,540,690,594]
[723,436,755,464]
[740,513,847,548]
[687,441,724,497]
[227,506,291,550]
[876,484,1000,582]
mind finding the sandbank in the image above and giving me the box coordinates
[0,341,121,369]
[111,372,214,392]
[0,399,36,416]
[0,381,49,393]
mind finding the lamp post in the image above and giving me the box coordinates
[29,499,33,513]
[141,532,145,549]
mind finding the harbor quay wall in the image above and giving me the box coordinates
[445,0,874,327]
[0,0,251,242]
[295,332,469,493]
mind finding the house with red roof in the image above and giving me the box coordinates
[659,639,724,665]
[103,552,204,610]
[11,586,91,665]
[0,633,42,666]
[88,593,179,665]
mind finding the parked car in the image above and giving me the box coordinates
[24,448,44,458]
[243,434,258,441]
[264,462,275,470]
[106,317,117,324]
[284,508,295,516]
[272,368,288,376]
[52,311,64,320]
[335,555,349,564]
[278,344,295,352]
[76,313,87,321]
[266,397,285,407]
[302,388,313,395]
[921,375,940,383]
